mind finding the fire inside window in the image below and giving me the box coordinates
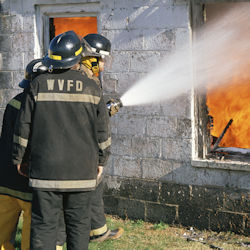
[49,17,97,40]
[205,4,250,160]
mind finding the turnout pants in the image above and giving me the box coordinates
[0,194,31,250]
[30,190,93,250]
[90,181,108,236]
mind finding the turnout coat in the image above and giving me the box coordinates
[0,92,32,201]
[12,69,111,192]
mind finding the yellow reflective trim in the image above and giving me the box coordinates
[90,224,108,237]
[0,186,32,201]
[75,46,82,56]
[13,135,28,148]
[36,93,100,104]
[8,99,21,110]
[29,179,97,189]
[98,137,111,150]
[49,54,62,60]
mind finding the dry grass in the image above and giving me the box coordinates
[15,214,250,250]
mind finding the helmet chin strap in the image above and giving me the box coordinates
[81,57,99,76]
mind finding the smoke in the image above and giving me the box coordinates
[121,4,250,106]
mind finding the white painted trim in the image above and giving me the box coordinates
[34,2,100,55]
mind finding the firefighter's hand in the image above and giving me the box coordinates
[97,166,103,182]
[109,104,120,116]
[107,98,121,117]
[17,163,28,178]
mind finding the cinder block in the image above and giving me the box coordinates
[128,5,189,29]
[0,108,4,127]
[102,73,118,93]
[171,163,201,185]
[103,175,122,196]
[10,0,23,13]
[178,205,210,229]
[160,93,191,118]
[146,202,177,224]
[116,72,146,93]
[0,71,13,89]
[143,29,175,51]
[109,51,131,73]
[146,116,177,138]
[223,188,250,213]
[21,2,35,14]
[159,181,190,205]
[175,27,190,49]
[10,14,23,32]
[12,32,34,53]
[209,210,246,234]
[100,7,130,30]
[162,138,191,161]
[176,117,192,139]
[23,15,34,32]
[127,103,162,116]
[103,195,119,214]
[105,29,144,51]
[0,0,10,15]
[119,177,160,202]
[111,134,132,156]
[0,89,21,108]
[103,155,113,176]
[130,51,161,73]
[191,185,224,209]
[113,155,142,178]
[131,136,161,158]
[116,114,147,135]
[0,52,24,71]
[114,0,174,8]
[0,35,12,52]
[0,16,11,32]
[104,195,146,220]
[141,158,173,179]
[13,71,24,88]
[117,197,146,220]
[229,171,250,190]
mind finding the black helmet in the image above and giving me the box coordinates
[19,59,48,88]
[82,33,111,58]
[43,30,82,70]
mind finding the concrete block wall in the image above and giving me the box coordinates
[0,0,36,123]
[103,176,249,235]
[100,0,196,184]
[0,0,249,233]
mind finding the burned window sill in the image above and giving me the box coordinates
[192,159,250,172]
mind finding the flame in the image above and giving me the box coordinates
[53,17,97,38]
[207,64,250,148]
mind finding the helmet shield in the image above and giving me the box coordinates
[81,33,111,58]
[19,59,47,89]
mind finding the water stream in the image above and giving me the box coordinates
[120,5,250,107]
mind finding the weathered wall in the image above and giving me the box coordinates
[103,176,249,235]
[0,0,249,232]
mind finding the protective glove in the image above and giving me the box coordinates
[106,98,122,117]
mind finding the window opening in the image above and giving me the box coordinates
[204,3,250,162]
[49,16,97,41]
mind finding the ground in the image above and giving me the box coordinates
[15,214,249,249]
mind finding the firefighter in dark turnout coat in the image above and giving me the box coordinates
[0,59,47,250]
[81,33,124,242]
[12,31,111,250]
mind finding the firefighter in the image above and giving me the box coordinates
[12,30,111,250]
[81,33,124,242]
[0,59,47,250]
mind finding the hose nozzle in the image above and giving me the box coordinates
[106,98,123,116]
